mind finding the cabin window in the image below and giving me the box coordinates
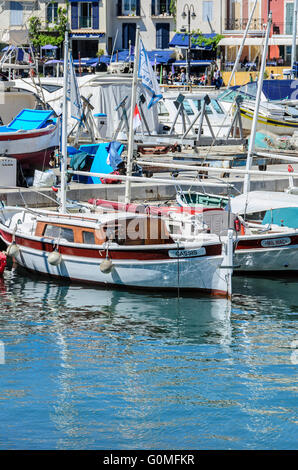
[211,99,224,114]
[44,225,74,243]
[182,100,194,115]
[157,101,169,116]
[83,231,95,244]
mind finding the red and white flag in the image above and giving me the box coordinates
[133,104,141,130]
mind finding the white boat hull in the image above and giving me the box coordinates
[240,106,298,136]
[11,243,227,294]
[0,124,59,166]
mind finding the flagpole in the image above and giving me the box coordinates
[60,29,69,214]
[125,26,140,204]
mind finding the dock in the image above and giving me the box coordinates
[1,162,298,208]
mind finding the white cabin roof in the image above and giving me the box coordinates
[231,191,298,214]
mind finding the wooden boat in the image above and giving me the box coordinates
[0,207,233,296]
[0,109,59,168]
[89,195,298,275]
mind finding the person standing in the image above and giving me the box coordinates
[214,67,221,89]
[180,68,186,84]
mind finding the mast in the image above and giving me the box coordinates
[60,29,69,213]
[227,0,259,88]
[124,26,140,204]
[243,11,272,195]
[291,0,298,79]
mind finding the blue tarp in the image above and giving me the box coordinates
[95,49,174,65]
[75,142,124,184]
[7,109,55,131]
[169,33,216,50]
[263,207,298,229]
[238,80,298,102]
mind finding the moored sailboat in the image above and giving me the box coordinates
[0,28,235,298]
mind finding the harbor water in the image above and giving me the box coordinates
[0,265,297,450]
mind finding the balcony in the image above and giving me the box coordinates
[224,18,265,34]
[117,1,140,17]
[151,1,173,17]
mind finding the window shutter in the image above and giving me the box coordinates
[93,2,99,29]
[136,0,140,16]
[117,0,122,16]
[10,2,23,26]
[156,23,169,49]
[151,0,156,16]
[71,3,79,30]
[46,4,52,23]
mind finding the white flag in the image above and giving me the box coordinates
[133,104,142,130]
[67,52,83,121]
[138,39,162,109]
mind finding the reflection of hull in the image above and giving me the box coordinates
[3,267,232,343]
[240,106,298,136]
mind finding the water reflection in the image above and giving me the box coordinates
[1,268,298,449]
[0,266,232,346]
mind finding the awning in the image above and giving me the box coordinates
[44,60,63,66]
[169,33,216,50]
[172,60,212,67]
[218,37,266,46]
[147,50,175,64]
[70,32,105,39]
[97,49,174,65]
[269,36,298,46]
[219,36,298,47]
[41,45,58,50]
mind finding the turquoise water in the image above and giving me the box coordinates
[0,267,297,450]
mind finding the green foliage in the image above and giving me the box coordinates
[28,7,68,48]
[178,29,223,50]
[169,0,176,20]
[96,48,105,58]
[189,30,224,49]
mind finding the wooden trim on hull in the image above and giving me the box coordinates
[0,230,223,260]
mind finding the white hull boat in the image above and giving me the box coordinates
[0,108,59,168]
[0,207,233,297]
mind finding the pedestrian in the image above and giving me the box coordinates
[214,67,221,89]
[180,68,186,84]
[270,70,275,79]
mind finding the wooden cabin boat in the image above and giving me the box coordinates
[0,207,233,297]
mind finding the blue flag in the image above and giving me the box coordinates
[138,39,163,109]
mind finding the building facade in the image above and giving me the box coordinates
[221,0,298,63]
[1,0,297,64]
[0,1,177,58]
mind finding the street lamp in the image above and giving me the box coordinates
[181,3,196,83]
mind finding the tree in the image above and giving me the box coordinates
[28,7,68,48]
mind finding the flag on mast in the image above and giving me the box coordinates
[67,52,83,121]
[138,39,162,109]
[133,104,142,130]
